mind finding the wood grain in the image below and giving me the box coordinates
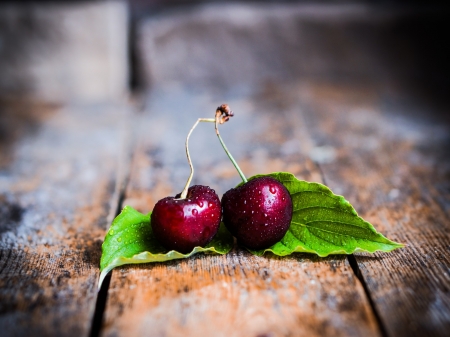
[101,90,380,337]
[297,82,450,336]
[0,101,129,336]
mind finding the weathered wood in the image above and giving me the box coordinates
[297,82,450,336]
[0,3,447,336]
[0,1,129,103]
[137,4,448,101]
[100,4,450,336]
[101,91,380,337]
[0,100,129,336]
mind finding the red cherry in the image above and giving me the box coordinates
[222,177,293,249]
[151,185,221,253]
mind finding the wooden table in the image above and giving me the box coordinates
[1,4,449,337]
[0,5,450,337]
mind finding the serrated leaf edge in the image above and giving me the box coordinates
[98,245,228,290]
[246,172,404,257]
[250,241,404,257]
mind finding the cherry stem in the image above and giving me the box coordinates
[215,114,248,183]
[179,118,215,199]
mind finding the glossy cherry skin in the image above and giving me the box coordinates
[151,185,221,253]
[222,177,293,250]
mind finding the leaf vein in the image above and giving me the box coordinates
[303,219,374,233]
[293,205,356,215]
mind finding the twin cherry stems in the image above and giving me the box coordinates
[154,104,292,252]
[178,104,247,200]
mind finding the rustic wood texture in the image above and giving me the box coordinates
[101,91,380,337]
[0,1,129,103]
[1,4,449,337]
[0,100,129,336]
[294,82,450,336]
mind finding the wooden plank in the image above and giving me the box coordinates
[0,100,129,336]
[101,91,380,337]
[298,82,450,336]
[0,1,129,102]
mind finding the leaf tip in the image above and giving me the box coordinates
[394,241,406,249]
[98,268,111,291]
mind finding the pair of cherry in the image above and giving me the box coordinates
[151,105,293,253]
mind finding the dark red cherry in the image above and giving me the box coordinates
[222,177,293,250]
[151,185,221,253]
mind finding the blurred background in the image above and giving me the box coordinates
[1,0,449,197]
[0,0,448,107]
[1,2,449,336]
[0,0,449,183]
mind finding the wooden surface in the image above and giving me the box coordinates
[299,84,450,336]
[0,100,129,336]
[100,91,380,337]
[0,1,129,102]
[1,85,449,337]
[1,4,450,337]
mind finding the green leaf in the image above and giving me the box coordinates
[98,205,233,289]
[244,172,404,257]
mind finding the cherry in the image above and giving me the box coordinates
[222,177,293,249]
[211,105,293,249]
[151,185,221,253]
[149,111,225,253]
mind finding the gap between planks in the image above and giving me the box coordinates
[89,95,144,337]
[347,254,388,337]
[88,99,389,337]
[316,160,388,337]
[297,102,390,337]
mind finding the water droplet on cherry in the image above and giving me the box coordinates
[192,209,198,216]
[222,176,293,250]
